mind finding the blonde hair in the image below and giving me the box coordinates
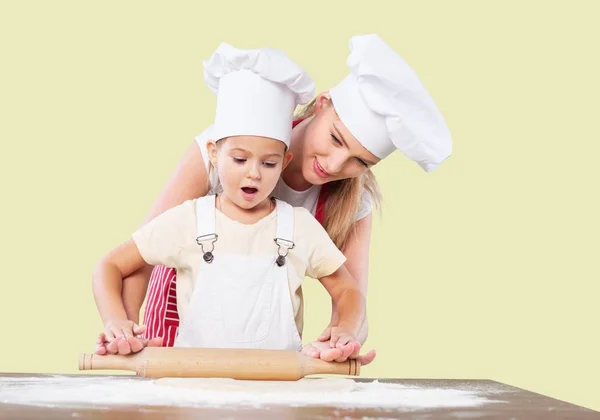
[206,141,222,195]
[294,98,382,251]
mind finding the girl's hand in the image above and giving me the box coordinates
[95,332,163,355]
[104,319,144,345]
[95,321,162,355]
[301,339,348,362]
[301,339,376,366]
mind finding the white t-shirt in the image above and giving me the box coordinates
[195,126,373,222]
[132,198,347,337]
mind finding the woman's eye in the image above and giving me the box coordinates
[331,134,342,145]
[357,158,368,168]
[233,157,246,164]
[263,162,277,168]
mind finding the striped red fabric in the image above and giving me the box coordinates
[141,265,178,346]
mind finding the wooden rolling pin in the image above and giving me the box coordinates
[79,347,360,380]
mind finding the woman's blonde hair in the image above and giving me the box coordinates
[295,98,382,251]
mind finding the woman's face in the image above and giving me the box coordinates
[299,94,381,185]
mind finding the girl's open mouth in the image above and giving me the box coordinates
[241,187,258,200]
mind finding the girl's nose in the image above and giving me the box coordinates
[247,163,261,180]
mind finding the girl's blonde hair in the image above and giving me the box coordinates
[295,98,382,251]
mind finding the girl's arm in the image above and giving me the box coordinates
[121,140,210,323]
[93,240,148,338]
[94,199,192,355]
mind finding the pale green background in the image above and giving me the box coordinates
[1,0,598,412]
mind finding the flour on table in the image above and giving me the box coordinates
[154,377,356,393]
[0,375,508,411]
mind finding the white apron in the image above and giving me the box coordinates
[174,195,303,351]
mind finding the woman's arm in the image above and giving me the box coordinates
[318,264,365,343]
[300,213,376,365]
[325,213,373,343]
[304,238,376,365]
[121,140,210,323]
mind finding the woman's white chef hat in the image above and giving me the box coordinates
[203,42,315,148]
[330,34,452,172]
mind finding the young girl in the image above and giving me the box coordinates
[101,34,452,364]
[93,43,366,356]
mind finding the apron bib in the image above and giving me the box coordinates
[174,196,302,351]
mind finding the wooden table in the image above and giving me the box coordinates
[0,373,597,419]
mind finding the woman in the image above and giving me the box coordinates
[98,34,452,364]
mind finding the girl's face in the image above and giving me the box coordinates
[299,94,381,185]
[207,136,293,211]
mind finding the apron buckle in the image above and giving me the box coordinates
[196,233,218,264]
[276,255,286,267]
[274,238,295,267]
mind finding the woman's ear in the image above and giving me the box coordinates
[206,140,218,167]
[313,91,332,114]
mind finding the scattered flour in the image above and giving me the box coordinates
[0,375,506,411]
[154,377,357,393]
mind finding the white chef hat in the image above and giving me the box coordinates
[203,42,315,148]
[329,34,452,172]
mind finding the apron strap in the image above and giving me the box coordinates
[315,185,328,226]
[195,195,218,263]
[274,199,295,266]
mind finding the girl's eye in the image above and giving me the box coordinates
[233,157,246,164]
[331,134,342,145]
[263,162,277,168]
